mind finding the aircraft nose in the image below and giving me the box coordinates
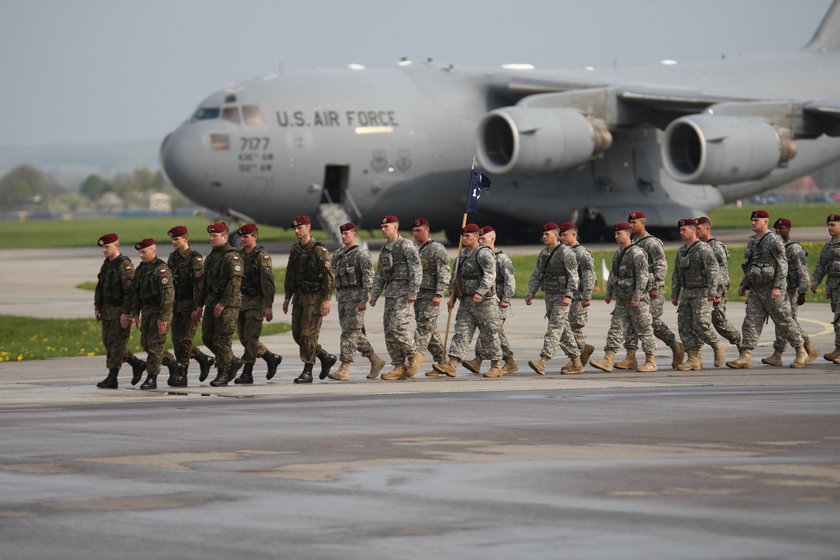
[159,124,210,199]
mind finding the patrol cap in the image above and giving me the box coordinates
[237,223,258,236]
[542,222,560,233]
[827,214,840,223]
[207,221,228,234]
[558,221,576,233]
[750,209,770,219]
[628,210,646,221]
[773,218,792,229]
[613,221,632,232]
[167,225,188,238]
[97,233,118,246]
[339,221,357,232]
[678,218,697,227]
[381,215,399,225]
[411,217,429,228]
[134,238,155,250]
[292,215,311,227]
[696,216,711,225]
[462,223,481,234]
[479,225,494,235]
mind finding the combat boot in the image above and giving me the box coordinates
[228,357,243,380]
[140,373,157,390]
[432,357,461,377]
[462,356,483,374]
[590,350,616,373]
[636,353,658,372]
[726,348,753,369]
[328,362,350,381]
[263,352,282,380]
[560,356,584,375]
[670,340,686,369]
[823,346,840,362]
[712,341,727,368]
[209,368,230,387]
[613,348,637,370]
[405,352,425,378]
[761,349,784,367]
[168,362,188,387]
[804,337,819,364]
[676,349,702,371]
[317,349,337,380]
[126,354,146,386]
[234,362,254,384]
[483,360,505,378]
[527,355,549,376]
[366,353,386,379]
[502,357,519,375]
[293,363,314,384]
[96,368,119,389]
[381,363,407,381]
[790,346,808,369]
[194,350,215,382]
[580,344,595,367]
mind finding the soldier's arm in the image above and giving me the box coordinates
[651,240,668,287]
[634,251,650,302]
[770,237,787,289]
[317,246,335,301]
[121,259,136,316]
[792,245,810,293]
[283,249,297,301]
[702,245,719,297]
[812,243,829,288]
[501,254,515,301]
[405,243,423,296]
[260,252,276,308]
[192,254,205,308]
[476,249,497,296]
[129,267,141,317]
[361,250,374,302]
[579,250,595,300]
[526,251,546,298]
[159,268,174,323]
[221,254,244,306]
[436,245,451,295]
[563,250,578,300]
[670,254,681,301]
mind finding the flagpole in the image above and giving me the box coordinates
[443,157,476,351]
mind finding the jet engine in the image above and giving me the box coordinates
[476,107,612,175]
[662,115,797,184]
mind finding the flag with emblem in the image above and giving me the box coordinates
[465,168,492,214]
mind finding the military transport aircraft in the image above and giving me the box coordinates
[161,1,840,242]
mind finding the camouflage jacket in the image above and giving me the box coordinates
[132,257,174,321]
[332,244,374,303]
[240,245,275,311]
[633,233,667,291]
[94,254,135,319]
[812,237,840,289]
[570,244,595,300]
[494,249,516,303]
[167,247,204,313]
[284,238,334,301]
[706,238,731,297]
[527,243,578,299]
[454,245,496,298]
[740,231,787,292]
[784,239,810,294]
[200,242,244,308]
[417,240,451,296]
[671,240,719,300]
[607,244,649,302]
[371,236,422,299]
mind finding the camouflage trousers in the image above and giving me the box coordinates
[625,289,676,349]
[171,309,199,365]
[711,298,742,345]
[291,293,326,364]
[338,299,374,363]
[202,305,238,374]
[741,288,803,350]
[448,297,501,361]
[606,298,656,354]
[140,309,168,375]
[477,305,512,360]
[773,290,808,352]
[100,307,131,370]
[414,292,445,363]
[676,297,719,351]
[540,293,579,359]
[237,308,269,364]
[829,286,840,348]
[383,296,417,365]
[568,297,589,351]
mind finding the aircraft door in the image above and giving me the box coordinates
[322,164,348,204]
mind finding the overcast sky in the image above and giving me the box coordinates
[0,0,832,147]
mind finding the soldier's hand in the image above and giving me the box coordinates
[407,295,417,304]
[738,286,747,296]
[264,307,273,322]
[157,319,168,335]
[191,307,203,324]
[320,299,331,316]
[604,295,611,305]
[771,287,781,300]
[797,293,806,306]
[650,288,659,298]
[119,313,130,329]
[431,295,442,307]
[356,301,367,312]
[369,298,377,307]
[499,300,509,309]
[671,298,678,306]
[560,296,571,307]
[132,315,140,327]
[472,293,483,303]
[713,296,721,303]
[525,295,533,305]
[282,299,290,314]
[630,300,640,308]
[581,299,591,308]
[811,283,818,294]
[95,309,101,322]
[214,303,225,317]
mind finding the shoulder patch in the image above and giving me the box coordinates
[324,260,331,268]
[264,266,272,274]
[161,277,169,285]
[262,254,270,259]
[234,265,242,272]
[196,256,203,262]
[159,268,167,275]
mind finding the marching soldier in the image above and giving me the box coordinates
[590,222,658,372]
[433,223,504,378]
[726,210,808,369]
[370,215,424,380]
[233,223,282,384]
[762,218,819,366]
[618,211,684,369]
[525,222,581,375]
[330,222,386,381]
[559,221,596,371]
[696,216,742,348]
[284,215,336,384]
[811,213,840,362]
[93,233,146,389]
[409,217,451,375]
[199,222,245,386]
[670,218,726,371]
[130,238,174,390]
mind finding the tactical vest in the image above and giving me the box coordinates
[171,249,201,302]
[241,246,266,297]
[744,233,777,286]
[677,242,707,289]
[418,241,440,291]
[137,258,166,307]
[458,246,494,296]
[380,238,411,283]
[205,245,239,300]
[829,241,840,278]
[99,255,132,306]
[335,246,361,290]
[541,246,569,294]
[289,240,326,294]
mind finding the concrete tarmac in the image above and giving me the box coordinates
[1,248,839,559]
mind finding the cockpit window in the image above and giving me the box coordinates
[193,107,220,121]
[222,107,240,125]
[243,105,265,127]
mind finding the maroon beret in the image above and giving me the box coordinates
[558,221,576,233]
[678,218,697,227]
[462,223,481,234]
[292,215,311,227]
[628,211,646,220]
[134,238,155,250]
[167,225,188,238]
[339,222,357,232]
[613,221,632,232]
[381,215,399,225]
[207,221,228,234]
[696,216,711,225]
[237,223,258,236]
[97,233,118,246]
[542,222,560,233]
[773,218,792,229]
[479,226,494,235]
[827,214,840,223]
[751,210,769,219]
[411,217,429,228]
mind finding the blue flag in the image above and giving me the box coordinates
[465,169,492,214]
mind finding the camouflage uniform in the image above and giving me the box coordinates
[237,245,276,364]
[527,244,580,359]
[475,248,515,360]
[773,239,810,353]
[605,244,656,354]
[199,241,243,376]
[94,254,138,371]
[285,238,334,364]
[333,243,375,362]
[448,246,501,360]
[371,236,422,364]
[131,258,174,384]
[706,237,742,345]
[626,233,677,348]
[414,239,450,363]
[569,243,595,352]
[812,237,840,349]
[738,231,803,350]
[166,247,206,368]
[672,240,720,351]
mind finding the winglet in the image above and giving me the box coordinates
[805,0,840,52]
